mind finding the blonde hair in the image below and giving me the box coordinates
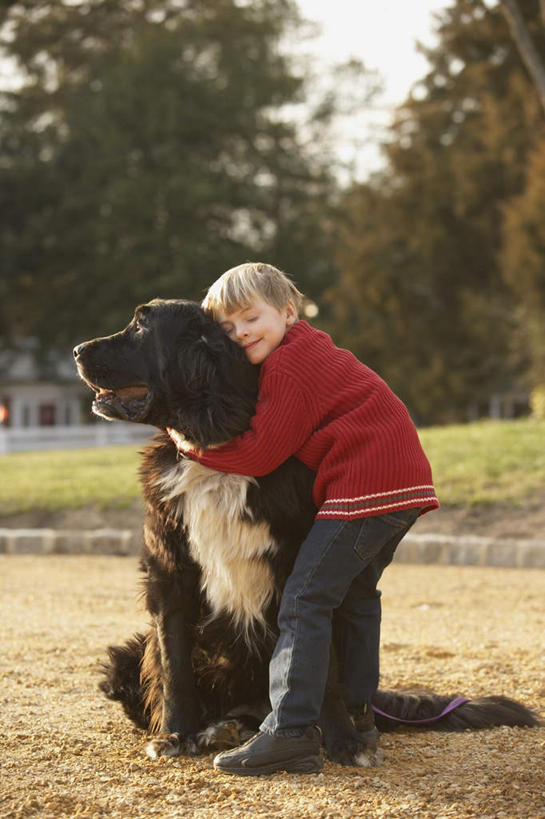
[202,262,304,317]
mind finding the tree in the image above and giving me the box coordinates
[0,0,352,348]
[501,138,545,385]
[499,0,545,112]
[496,0,545,388]
[327,0,545,423]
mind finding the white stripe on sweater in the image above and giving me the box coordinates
[322,485,436,505]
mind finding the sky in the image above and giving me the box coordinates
[296,0,447,105]
[294,0,450,178]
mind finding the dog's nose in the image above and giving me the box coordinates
[73,342,88,359]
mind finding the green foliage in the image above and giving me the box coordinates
[1,418,543,517]
[0,0,348,348]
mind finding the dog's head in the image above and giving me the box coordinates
[74,299,259,446]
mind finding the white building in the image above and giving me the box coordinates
[0,338,83,429]
[0,339,152,453]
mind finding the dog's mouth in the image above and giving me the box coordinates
[92,384,153,422]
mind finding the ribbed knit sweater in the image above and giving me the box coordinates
[189,320,439,520]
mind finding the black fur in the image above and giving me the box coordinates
[75,299,539,763]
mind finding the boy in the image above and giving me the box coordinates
[168,262,439,775]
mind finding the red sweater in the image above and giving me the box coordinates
[189,320,439,520]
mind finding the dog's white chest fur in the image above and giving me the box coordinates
[157,460,278,634]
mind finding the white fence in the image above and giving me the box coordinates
[0,423,156,454]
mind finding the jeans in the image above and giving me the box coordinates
[260,509,420,735]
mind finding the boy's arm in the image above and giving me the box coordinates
[170,370,313,476]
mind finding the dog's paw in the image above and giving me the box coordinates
[196,719,253,752]
[352,746,384,768]
[145,732,199,759]
[325,730,382,768]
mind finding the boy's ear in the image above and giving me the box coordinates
[285,299,297,327]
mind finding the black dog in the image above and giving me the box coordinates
[74,299,538,765]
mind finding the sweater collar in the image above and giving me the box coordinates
[279,319,312,348]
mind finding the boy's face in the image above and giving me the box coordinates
[217,297,297,364]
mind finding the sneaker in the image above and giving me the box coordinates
[213,727,323,776]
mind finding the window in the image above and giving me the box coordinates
[39,404,56,426]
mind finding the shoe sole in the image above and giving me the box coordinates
[214,754,323,777]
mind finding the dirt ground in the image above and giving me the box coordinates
[1,556,544,819]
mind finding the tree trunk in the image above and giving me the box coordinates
[500,0,545,115]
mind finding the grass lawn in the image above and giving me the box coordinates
[418,417,545,506]
[0,445,142,516]
[0,418,543,517]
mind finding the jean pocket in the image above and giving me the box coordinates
[352,511,417,562]
[380,509,420,531]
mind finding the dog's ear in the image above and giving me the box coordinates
[172,338,226,446]
[174,330,225,395]
[197,319,232,354]
[173,334,258,446]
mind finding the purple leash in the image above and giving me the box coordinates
[372,696,470,725]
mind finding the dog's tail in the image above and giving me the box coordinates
[372,689,540,731]
[99,633,150,730]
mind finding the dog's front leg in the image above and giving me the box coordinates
[141,531,203,760]
[145,603,201,759]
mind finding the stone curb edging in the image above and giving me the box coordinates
[395,533,545,569]
[0,528,140,556]
[0,528,544,568]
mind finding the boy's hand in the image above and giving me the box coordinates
[166,427,202,456]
